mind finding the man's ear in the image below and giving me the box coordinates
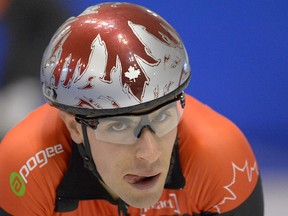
[60,111,83,144]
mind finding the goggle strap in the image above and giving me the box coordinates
[180,92,185,108]
[75,116,99,130]
[77,123,103,181]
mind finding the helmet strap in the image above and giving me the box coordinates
[76,123,103,182]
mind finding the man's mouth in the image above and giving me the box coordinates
[124,173,161,190]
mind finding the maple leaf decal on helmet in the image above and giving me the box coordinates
[125,66,141,82]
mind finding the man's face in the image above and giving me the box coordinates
[87,127,177,208]
[62,97,184,208]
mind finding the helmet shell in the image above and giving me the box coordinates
[41,2,191,116]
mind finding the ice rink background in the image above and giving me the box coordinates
[1,0,287,215]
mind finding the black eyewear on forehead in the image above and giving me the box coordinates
[75,92,185,130]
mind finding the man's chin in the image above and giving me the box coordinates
[122,189,163,209]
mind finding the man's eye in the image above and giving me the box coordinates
[110,122,128,132]
[153,113,168,122]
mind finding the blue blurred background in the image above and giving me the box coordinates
[0,0,287,214]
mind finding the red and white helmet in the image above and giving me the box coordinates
[41,2,191,116]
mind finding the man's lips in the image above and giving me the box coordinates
[124,173,161,190]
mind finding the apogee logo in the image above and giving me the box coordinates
[10,172,26,197]
[9,144,64,196]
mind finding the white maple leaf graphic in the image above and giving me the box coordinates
[213,160,259,214]
[125,66,140,82]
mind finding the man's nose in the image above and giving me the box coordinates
[135,128,162,163]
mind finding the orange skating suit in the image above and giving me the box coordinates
[0,95,263,215]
